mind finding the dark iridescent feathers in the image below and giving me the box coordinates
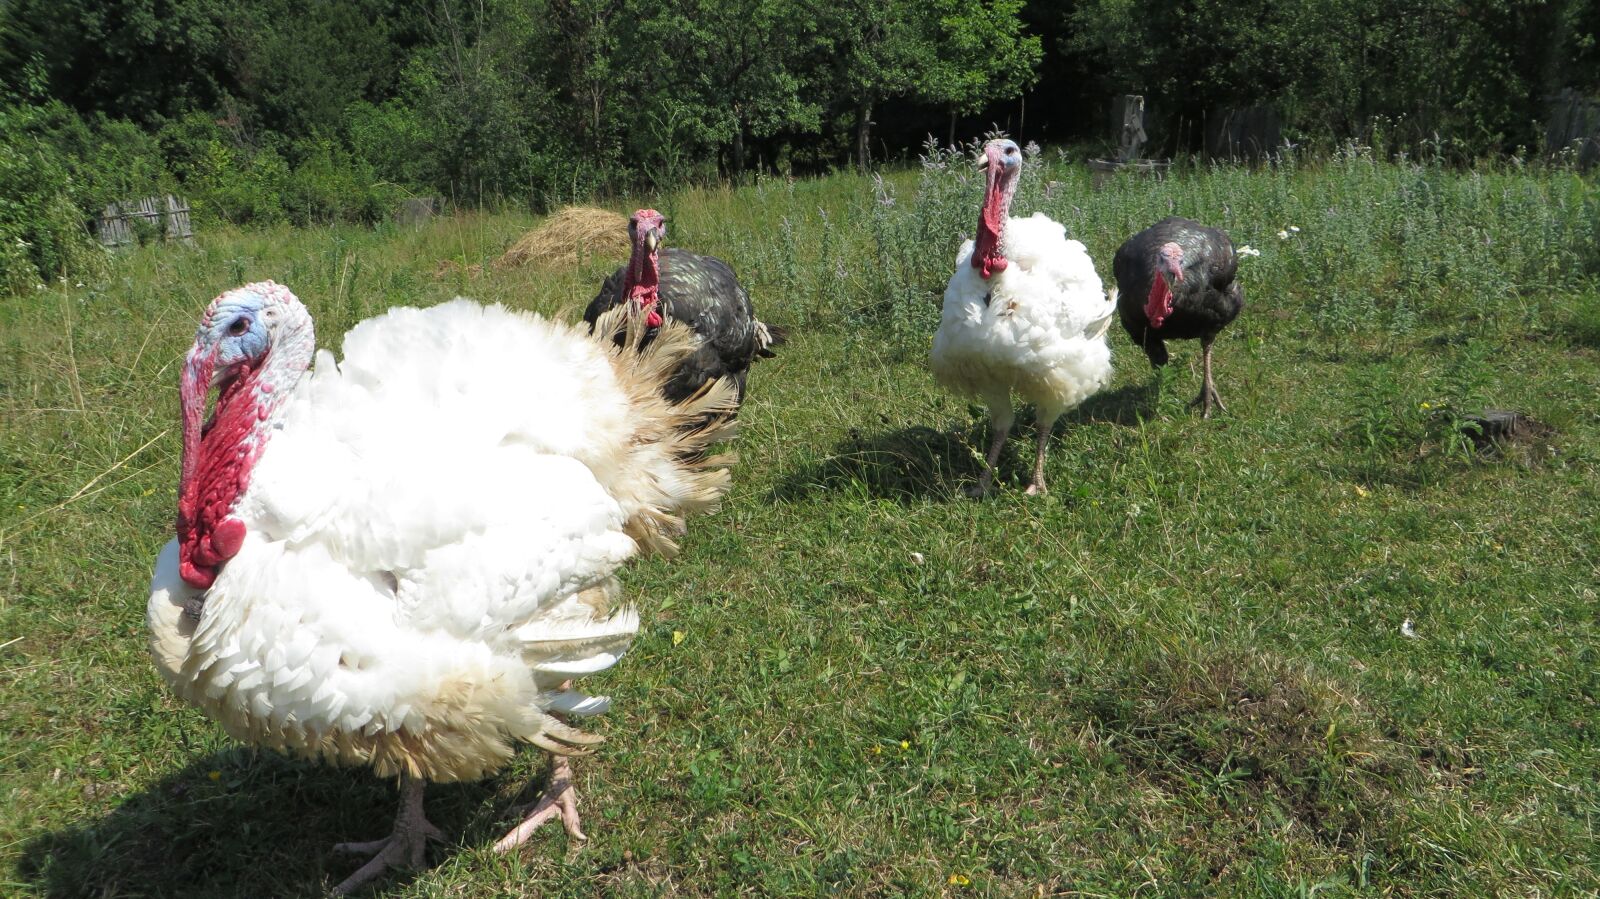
[584,247,781,403]
[1112,216,1245,367]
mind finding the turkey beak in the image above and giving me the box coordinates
[976,156,989,172]
[644,229,660,253]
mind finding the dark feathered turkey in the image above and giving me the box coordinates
[1112,216,1245,417]
[584,211,780,405]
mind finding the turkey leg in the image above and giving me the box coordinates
[967,403,1015,497]
[1025,411,1061,496]
[493,753,586,851]
[1187,337,1227,418]
[331,772,442,895]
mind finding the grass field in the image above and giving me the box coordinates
[3,148,1599,897]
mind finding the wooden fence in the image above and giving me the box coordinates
[94,195,194,247]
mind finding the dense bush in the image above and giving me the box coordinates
[0,105,104,291]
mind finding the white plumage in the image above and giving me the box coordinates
[931,139,1115,496]
[148,284,735,892]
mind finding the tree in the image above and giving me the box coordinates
[628,0,824,179]
[918,0,1042,147]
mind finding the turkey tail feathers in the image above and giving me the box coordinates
[595,306,738,557]
[1085,303,1117,342]
[753,320,786,358]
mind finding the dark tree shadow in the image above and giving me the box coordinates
[17,749,540,898]
[775,424,999,502]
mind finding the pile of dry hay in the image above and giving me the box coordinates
[496,206,631,269]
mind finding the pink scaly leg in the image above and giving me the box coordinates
[1025,409,1062,496]
[331,773,441,896]
[967,396,1014,498]
[1187,337,1226,419]
[493,753,586,851]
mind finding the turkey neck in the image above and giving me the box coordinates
[623,242,663,328]
[177,314,314,590]
[972,165,1017,279]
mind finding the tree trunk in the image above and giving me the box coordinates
[732,127,746,182]
[947,107,957,148]
[856,99,873,172]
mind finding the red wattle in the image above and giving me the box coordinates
[971,156,1013,280]
[1145,277,1174,329]
[177,361,268,589]
[623,233,664,328]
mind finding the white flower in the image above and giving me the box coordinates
[909,552,925,565]
[1400,619,1418,639]
[1237,245,1260,257]
[1288,225,1301,233]
[1277,230,1290,240]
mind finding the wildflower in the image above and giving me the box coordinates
[672,630,685,647]
[35,283,44,290]
[1419,402,1432,410]
[1353,485,1369,498]
[868,745,883,756]
[1237,245,1260,257]
[207,770,222,781]
[948,874,971,886]
[1400,619,1418,639]
[899,740,910,751]
[1277,230,1290,240]
[909,552,925,565]
[1288,225,1301,233]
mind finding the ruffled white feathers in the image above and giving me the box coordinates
[149,300,735,782]
[932,212,1115,415]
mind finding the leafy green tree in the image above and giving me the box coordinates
[0,0,235,123]
[918,0,1042,147]
[628,0,825,180]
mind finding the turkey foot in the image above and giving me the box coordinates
[1187,384,1227,418]
[331,774,442,896]
[494,754,586,851]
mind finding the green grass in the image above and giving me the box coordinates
[3,151,1599,898]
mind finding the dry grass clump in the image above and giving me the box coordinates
[496,206,630,269]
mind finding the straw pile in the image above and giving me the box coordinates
[496,206,631,269]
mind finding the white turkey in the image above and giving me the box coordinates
[930,138,1117,496]
[584,208,782,405]
[147,281,736,894]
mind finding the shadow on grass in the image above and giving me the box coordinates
[775,391,1155,503]
[17,748,522,898]
[1072,380,1159,426]
[774,424,993,502]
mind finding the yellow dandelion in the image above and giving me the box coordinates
[1353,485,1369,498]
[869,745,883,756]
[1419,402,1432,410]
[899,740,910,751]
[948,873,971,886]
[207,770,221,781]
[671,630,686,647]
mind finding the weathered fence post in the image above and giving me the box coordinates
[1088,94,1170,189]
